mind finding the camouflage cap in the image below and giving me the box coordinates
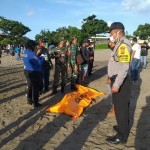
[83,39,90,43]
[72,35,77,40]
[59,37,65,42]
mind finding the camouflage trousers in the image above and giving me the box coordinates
[53,65,67,88]
[68,64,81,85]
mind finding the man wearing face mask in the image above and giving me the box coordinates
[106,22,132,144]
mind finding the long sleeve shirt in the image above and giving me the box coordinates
[22,49,44,72]
[108,36,131,89]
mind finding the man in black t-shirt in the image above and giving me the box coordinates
[140,42,149,69]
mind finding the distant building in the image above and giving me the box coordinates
[90,36,109,44]
[0,32,6,36]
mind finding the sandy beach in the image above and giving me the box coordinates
[0,49,150,150]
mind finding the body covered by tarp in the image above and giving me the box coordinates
[46,84,104,119]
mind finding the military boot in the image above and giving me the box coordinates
[50,88,57,95]
[61,86,65,93]
[71,84,77,91]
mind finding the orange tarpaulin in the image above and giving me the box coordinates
[46,84,104,119]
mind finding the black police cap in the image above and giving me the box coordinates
[108,22,125,33]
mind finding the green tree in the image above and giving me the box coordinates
[0,16,31,45]
[133,23,150,40]
[125,31,133,40]
[35,26,83,46]
[81,14,109,38]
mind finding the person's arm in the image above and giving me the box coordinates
[112,62,129,93]
[48,53,53,69]
[131,50,136,60]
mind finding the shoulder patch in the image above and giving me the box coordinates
[118,44,130,62]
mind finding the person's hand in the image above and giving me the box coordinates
[66,41,70,47]
[111,86,119,93]
[67,66,71,72]
[90,57,94,60]
[55,54,61,58]
[74,64,78,72]
[106,78,111,84]
[36,49,41,56]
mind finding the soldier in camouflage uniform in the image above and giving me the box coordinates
[50,39,68,94]
[67,36,79,90]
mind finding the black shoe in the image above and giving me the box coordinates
[71,84,77,91]
[50,89,57,95]
[61,86,65,93]
[34,103,42,108]
[27,101,33,105]
[43,88,49,94]
[113,125,119,133]
[106,135,127,144]
[27,99,33,105]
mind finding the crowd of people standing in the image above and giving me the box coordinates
[22,36,94,108]
[1,23,149,145]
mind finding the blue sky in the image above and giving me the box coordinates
[1,0,150,39]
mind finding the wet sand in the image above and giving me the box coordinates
[0,50,150,150]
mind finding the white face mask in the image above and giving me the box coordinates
[109,35,115,42]
[109,31,121,43]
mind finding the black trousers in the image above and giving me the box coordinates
[88,60,94,75]
[42,66,50,90]
[111,75,132,140]
[24,70,43,105]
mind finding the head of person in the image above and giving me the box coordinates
[83,39,90,47]
[25,40,37,51]
[66,40,70,47]
[58,38,64,49]
[108,22,125,44]
[39,39,46,48]
[72,35,78,45]
[89,41,94,48]
[132,37,138,44]
[143,41,148,46]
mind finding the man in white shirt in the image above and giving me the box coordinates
[131,37,141,82]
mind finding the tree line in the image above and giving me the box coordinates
[0,15,150,46]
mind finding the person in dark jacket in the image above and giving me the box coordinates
[88,42,94,76]
[37,39,53,93]
[80,39,90,84]
[22,40,44,108]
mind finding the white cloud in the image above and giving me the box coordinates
[107,21,112,27]
[122,0,150,13]
[27,11,35,17]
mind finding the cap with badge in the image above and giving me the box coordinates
[108,22,125,33]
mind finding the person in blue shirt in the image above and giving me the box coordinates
[15,45,21,60]
[22,40,45,108]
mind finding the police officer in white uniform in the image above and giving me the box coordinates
[106,22,132,144]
